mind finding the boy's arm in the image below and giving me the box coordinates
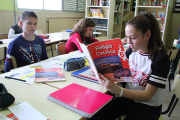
[8,28,21,39]
[5,42,15,72]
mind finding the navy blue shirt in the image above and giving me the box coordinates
[5,35,48,72]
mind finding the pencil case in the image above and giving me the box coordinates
[64,57,85,71]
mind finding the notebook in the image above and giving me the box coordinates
[71,67,99,83]
[47,83,112,118]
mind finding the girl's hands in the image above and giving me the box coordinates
[98,73,121,95]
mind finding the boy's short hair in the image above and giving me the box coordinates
[20,10,38,22]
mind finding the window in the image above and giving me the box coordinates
[17,0,43,10]
[44,0,62,11]
[17,0,85,12]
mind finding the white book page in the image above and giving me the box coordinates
[8,102,47,120]
[77,38,100,79]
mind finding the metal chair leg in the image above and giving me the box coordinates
[161,94,176,114]
[168,98,179,117]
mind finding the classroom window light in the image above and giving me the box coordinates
[17,0,43,10]
[44,0,62,10]
[17,0,85,12]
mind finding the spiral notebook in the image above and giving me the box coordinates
[47,83,112,118]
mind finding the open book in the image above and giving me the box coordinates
[35,67,65,82]
[78,38,132,82]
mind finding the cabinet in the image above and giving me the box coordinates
[135,0,173,42]
[85,0,132,39]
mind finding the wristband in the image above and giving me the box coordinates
[119,87,123,97]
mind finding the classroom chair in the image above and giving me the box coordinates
[167,48,180,91]
[56,40,67,55]
[161,74,180,117]
[12,56,17,69]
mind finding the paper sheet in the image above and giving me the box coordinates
[8,102,47,120]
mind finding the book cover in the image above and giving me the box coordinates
[47,83,113,118]
[34,67,65,82]
[78,38,133,82]
[71,67,99,83]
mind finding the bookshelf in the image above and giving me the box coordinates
[135,0,172,42]
[85,0,132,39]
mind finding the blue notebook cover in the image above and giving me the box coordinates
[71,67,99,83]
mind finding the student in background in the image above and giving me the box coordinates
[8,16,22,39]
[87,13,170,120]
[8,16,38,39]
[169,28,180,79]
[65,18,98,54]
[5,10,48,72]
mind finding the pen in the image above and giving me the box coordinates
[5,76,26,82]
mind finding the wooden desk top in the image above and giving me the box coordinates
[46,32,70,44]
[45,69,106,93]
[0,76,82,120]
[0,51,106,120]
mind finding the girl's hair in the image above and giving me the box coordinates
[20,10,38,22]
[126,12,168,59]
[70,18,96,44]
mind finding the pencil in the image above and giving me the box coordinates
[5,76,26,82]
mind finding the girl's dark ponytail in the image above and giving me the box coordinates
[126,12,168,59]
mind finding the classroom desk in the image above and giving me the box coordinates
[0,32,70,57]
[45,69,106,93]
[0,76,83,120]
[0,38,13,48]
[46,32,70,57]
[0,51,106,120]
[46,32,70,45]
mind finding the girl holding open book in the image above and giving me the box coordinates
[87,13,170,120]
[65,18,98,54]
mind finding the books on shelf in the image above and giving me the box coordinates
[47,83,113,118]
[89,8,105,18]
[138,10,166,20]
[78,38,133,82]
[35,67,65,82]
[89,0,109,6]
[139,0,168,6]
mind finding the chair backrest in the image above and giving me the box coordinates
[168,49,179,63]
[56,41,67,55]
[0,33,8,40]
[12,56,17,69]
[171,74,180,99]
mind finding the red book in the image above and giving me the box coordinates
[78,38,133,82]
[35,67,65,82]
[47,83,113,118]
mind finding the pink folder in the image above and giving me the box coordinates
[47,83,112,118]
